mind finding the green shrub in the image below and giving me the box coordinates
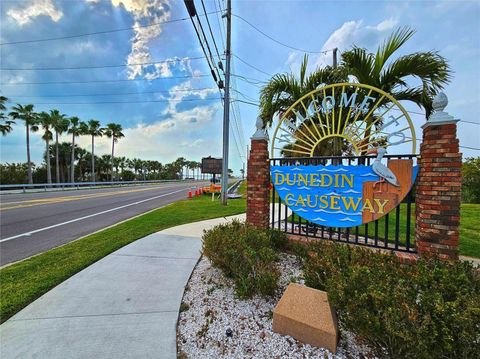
[299,241,480,359]
[202,220,286,298]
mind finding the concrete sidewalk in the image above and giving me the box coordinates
[0,214,245,359]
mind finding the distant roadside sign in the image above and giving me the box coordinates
[201,157,222,174]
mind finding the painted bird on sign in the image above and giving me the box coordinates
[368,147,399,192]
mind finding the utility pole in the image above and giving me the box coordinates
[221,0,231,205]
[333,47,338,68]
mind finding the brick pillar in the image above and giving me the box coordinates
[246,119,270,228]
[415,93,461,260]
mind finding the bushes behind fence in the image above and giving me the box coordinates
[298,240,480,359]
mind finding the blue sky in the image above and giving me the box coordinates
[0,0,479,175]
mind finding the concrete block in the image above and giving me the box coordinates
[272,283,338,353]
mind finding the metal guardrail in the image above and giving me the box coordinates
[0,179,199,193]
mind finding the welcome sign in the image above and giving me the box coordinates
[270,83,418,227]
[272,164,418,227]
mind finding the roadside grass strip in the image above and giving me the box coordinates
[0,195,246,323]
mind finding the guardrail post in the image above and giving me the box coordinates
[415,93,461,260]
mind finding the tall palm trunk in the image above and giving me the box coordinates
[26,124,33,184]
[46,138,52,184]
[55,132,60,183]
[71,134,75,183]
[111,138,115,181]
[91,135,96,182]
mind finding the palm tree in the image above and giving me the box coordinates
[81,120,104,183]
[118,156,127,180]
[105,123,125,181]
[38,112,54,183]
[341,26,451,119]
[9,104,39,184]
[50,110,69,183]
[68,117,84,183]
[99,154,112,181]
[259,55,348,128]
[75,147,89,181]
[0,96,15,136]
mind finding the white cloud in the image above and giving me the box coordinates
[75,80,221,162]
[80,105,220,161]
[313,18,398,68]
[107,0,173,79]
[285,18,399,73]
[7,0,63,26]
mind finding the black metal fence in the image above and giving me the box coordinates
[270,154,418,253]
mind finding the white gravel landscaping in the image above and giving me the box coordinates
[177,253,376,359]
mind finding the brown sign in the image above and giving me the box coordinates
[201,157,222,174]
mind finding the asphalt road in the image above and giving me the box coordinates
[0,181,208,266]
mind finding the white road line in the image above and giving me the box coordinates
[0,188,187,243]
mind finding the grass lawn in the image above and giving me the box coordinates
[287,203,480,258]
[0,195,246,323]
[459,204,480,258]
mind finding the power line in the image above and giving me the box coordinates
[230,88,258,103]
[460,120,480,125]
[200,0,222,60]
[0,11,222,46]
[9,97,221,105]
[0,74,209,85]
[232,54,273,77]
[185,2,222,87]
[232,99,259,106]
[460,145,480,150]
[1,56,204,71]
[229,59,246,152]
[232,13,335,54]
[3,87,215,98]
[391,107,480,126]
[231,73,267,85]
[213,0,226,51]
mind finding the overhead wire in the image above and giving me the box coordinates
[0,74,210,86]
[0,10,222,46]
[200,0,222,60]
[229,58,246,154]
[231,73,267,86]
[9,97,221,105]
[213,0,226,50]
[232,54,273,77]
[1,57,205,71]
[232,13,335,54]
[2,87,216,98]
[212,0,244,163]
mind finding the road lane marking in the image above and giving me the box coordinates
[0,184,188,211]
[0,188,187,243]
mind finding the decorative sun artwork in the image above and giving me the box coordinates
[270,83,417,158]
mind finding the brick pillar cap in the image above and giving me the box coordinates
[251,117,269,140]
[422,92,459,128]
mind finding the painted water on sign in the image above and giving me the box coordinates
[272,164,418,227]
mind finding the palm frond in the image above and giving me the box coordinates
[373,27,415,76]
[300,54,308,86]
[381,51,451,92]
[259,73,300,127]
[341,47,375,85]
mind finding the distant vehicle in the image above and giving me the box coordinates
[210,178,220,183]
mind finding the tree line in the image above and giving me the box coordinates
[0,97,204,184]
[0,154,205,185]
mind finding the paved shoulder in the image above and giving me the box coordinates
[0,232,201,359]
